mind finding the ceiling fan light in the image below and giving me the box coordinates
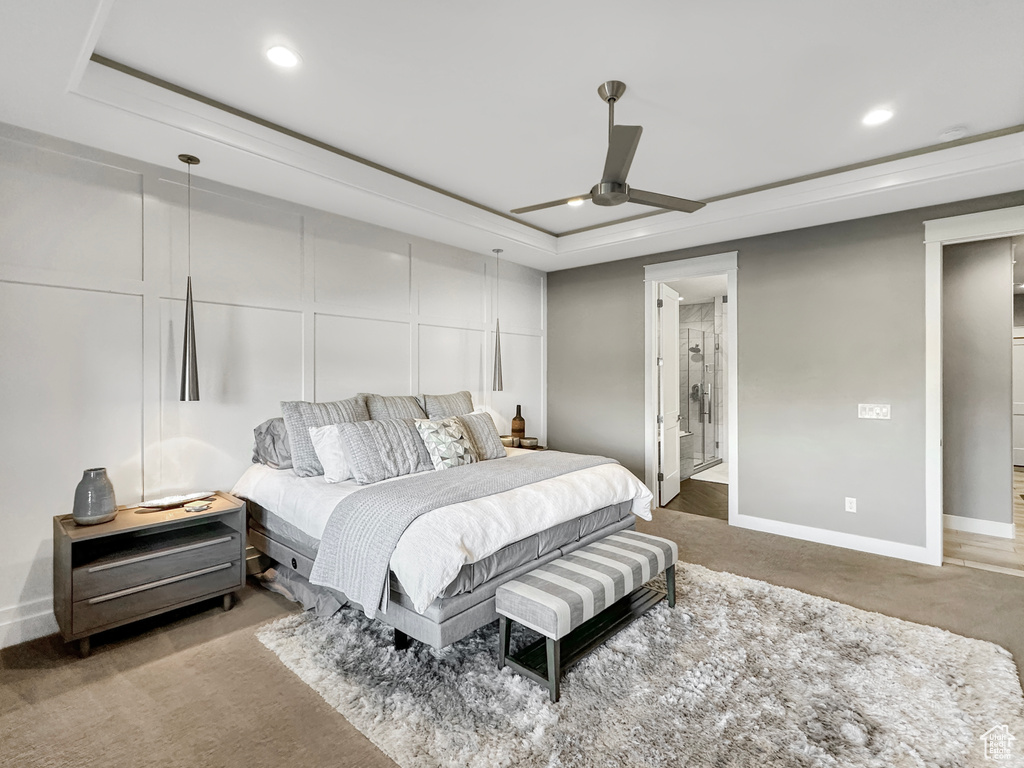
[862,108,893,126]
[266,45,301,68]
[567,198,585,207]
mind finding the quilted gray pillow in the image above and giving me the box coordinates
[335,418,433,484]
[280,396,370,477]
[360,393,427,420]
[420,391,474,419]
[415,417,478,470]
[456,412,506,461]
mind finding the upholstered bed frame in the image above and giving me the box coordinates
[245,499,636,649]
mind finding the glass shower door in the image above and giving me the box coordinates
[684,329,719,470]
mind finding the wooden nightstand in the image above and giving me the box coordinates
[53,491,246,656]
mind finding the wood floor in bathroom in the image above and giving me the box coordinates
[942,468,1024,578]
[660,478,728,521]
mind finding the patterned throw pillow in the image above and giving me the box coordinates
[415,417,479,470]
[280,396,370,477]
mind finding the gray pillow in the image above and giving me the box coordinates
[420,391,474,419]
[335,418,433,484]
[360,393,427,420]
[280,396,370,477]
[252,417,292,469]
[456,412,506,461]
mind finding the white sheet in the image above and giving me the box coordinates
[232,450,654,613]
[232,463,362,540]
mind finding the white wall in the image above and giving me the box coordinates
[0,126,547,648]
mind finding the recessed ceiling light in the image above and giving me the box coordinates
[862,108,893,126]
[567,198,585,207]
[266,45,301,68]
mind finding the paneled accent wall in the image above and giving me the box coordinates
[0,128,546,648]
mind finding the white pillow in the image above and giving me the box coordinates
[308,424,353,483]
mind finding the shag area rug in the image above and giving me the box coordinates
[257,564,1024,767]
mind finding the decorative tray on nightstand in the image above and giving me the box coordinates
[135,492,215,509]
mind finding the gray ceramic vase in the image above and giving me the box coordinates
[73,468,117,525]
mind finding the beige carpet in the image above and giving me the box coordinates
[3,509,1024,768]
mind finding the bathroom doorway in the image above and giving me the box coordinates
[644,253,737,521]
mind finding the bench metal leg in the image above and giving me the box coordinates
[498,616,511,668]
[394,628,411,651]
[545,637,561,703]
[666,563,676,608]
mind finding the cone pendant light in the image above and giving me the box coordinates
[492,249,503,391]
[179,154,200,401]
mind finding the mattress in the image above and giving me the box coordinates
[248,497,633,598]
[233,450,653,611]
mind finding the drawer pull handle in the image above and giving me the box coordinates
[87,535,234,573]
[87,562,233,604]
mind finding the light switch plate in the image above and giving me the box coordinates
[858,403,891,419]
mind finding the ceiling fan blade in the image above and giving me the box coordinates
[510,193,592,215]
[602,125,643,184]
[627,188,706,214]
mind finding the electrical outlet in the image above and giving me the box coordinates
[845,497,857,513]
[858,404,891,419]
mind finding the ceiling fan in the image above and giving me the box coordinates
[511,81,706,217]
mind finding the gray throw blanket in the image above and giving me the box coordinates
[309,451,615,618]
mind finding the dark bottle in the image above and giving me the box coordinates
[511,405,526,440]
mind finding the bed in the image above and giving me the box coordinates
[232,446,654,649]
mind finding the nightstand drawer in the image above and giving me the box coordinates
[72,561,241,635]
[73,523,240,601]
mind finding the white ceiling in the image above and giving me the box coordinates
[1,1,1023,272]
[666,275,728,306]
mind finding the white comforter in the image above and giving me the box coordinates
[232,450,654,613]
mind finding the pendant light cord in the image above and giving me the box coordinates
[187,163,192,278]
[492,248,503,322]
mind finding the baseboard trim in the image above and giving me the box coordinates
[0,596,58,650]
[730,512,940,566]
[943,514,1016,539]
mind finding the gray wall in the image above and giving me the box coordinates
[943,238,1013,524]
[548,191,1024,549]
[1013,294,1024,327]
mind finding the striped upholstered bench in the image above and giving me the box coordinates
[495,530,677,702]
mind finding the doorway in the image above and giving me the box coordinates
[924,205,1024,569]
[644,252,738,520]
[941,234,1024,575]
